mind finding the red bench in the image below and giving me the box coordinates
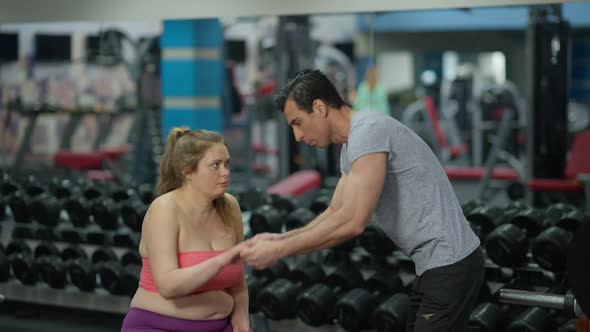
[267,170,322,197]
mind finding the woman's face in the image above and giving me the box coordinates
[186,143,230,198]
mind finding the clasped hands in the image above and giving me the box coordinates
[230,233,285,270]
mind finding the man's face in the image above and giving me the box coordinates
[283,98,329,147]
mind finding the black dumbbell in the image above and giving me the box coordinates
[335,269,405,331]
[295,260,364,326]
[113,226,140,248]
[466,205,505,241]
[249,204,286,235]
[137,183,155,205]
[98,251,141,297]
[506,307,556,332]
[485,205,545,267]
[8,190,30,223]
[62,196,92,228]
[12,224,36,239]
[121,250,142,266]
[258,260,325,320]
[85,224,110,245]
[502,280,574,332]
[108,185,136,203]
[309,194,331,215]
[61,245,88,262]
[91,198,120,231]
[38,177,85,228]
[1,174,20,198]
[469,271,553,332]
[477,282,493,304]
[19,176,55,225]
[35,225,61,241]
[543,203,578,226]
[35,242,67,289]
[461,199,484,216]
[119,198,148,233]
[268,193,297,215]
[58,224,86,244]
[5,240,32,257]
[68,257,97,292]
[111,186,147,233]
[34,242,60,258]
[247,260,290,313]
[372,292,411,332]
[37,244,88,289]
[322,238,358,268]
[8,243,39,285]
[92,247,118,265]
[532,207,589,272]
[0,251,10,282]
[469,302,510,331]
[0,190,7,221]
[236,187,268,212]
[68,246,118,292]
[48,177,76,200]
[358,224,396,256]
[284,208,316,231]
[28,192,62,227]
[39,244,89,289]
[468,277,533,331]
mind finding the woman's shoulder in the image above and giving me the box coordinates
[146,192,178,218]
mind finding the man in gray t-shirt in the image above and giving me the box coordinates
[241,69,484,332]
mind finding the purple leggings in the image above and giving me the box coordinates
[121,308,233,332]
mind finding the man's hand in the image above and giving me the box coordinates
[240,239,284,270]
[250,232,283,241]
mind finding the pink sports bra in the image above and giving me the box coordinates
[139,250,244,294]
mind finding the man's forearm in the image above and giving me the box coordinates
[281,208,360,257]
[280,207,334,239]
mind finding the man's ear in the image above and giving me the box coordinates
[312,99,327,117]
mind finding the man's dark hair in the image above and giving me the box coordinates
[274,69,345,113]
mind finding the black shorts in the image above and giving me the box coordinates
[406,247,485,332]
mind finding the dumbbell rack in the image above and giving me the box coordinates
[0,222,357,332]
[0,220,132,314]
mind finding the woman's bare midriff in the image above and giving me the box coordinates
[130,287,234,320]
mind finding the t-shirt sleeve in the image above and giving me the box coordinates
[347,116,391,164]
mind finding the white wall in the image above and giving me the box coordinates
[0,0,568,23]
[376,52,415,92]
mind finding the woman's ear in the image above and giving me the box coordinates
[181,167,191,182]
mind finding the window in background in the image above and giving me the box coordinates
[0,33,19,62]
[34,34,71,63]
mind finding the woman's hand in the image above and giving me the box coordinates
[230,312,250,332]
[217,241,252,266]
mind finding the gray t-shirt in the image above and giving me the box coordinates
[340,111,480,275]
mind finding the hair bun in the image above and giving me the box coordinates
[175,128,191,139]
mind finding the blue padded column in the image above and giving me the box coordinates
[161,19,225,135]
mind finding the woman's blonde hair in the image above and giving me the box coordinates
[155,127,233,227]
